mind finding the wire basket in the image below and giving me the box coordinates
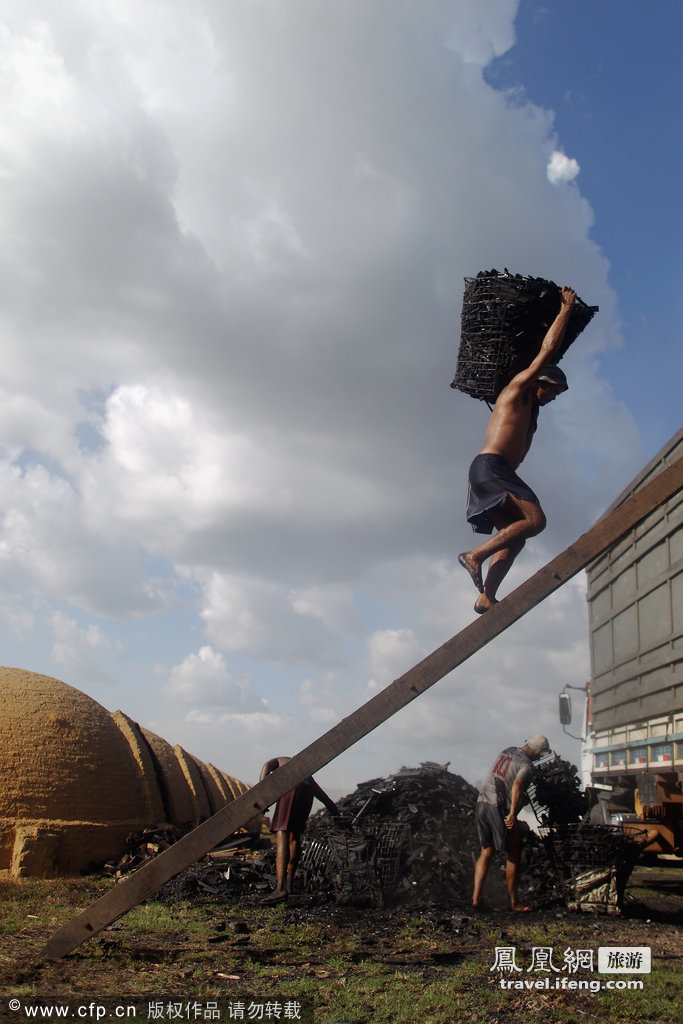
[300,821,411,900]
[450,270,598,403]
[547,824,648,915]
[371,821,412,887]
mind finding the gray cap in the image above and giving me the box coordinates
[537,364,568,391]
[525,734,551,755]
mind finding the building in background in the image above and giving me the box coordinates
[561,428,682,857]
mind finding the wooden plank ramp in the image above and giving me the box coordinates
[43,455,683,960]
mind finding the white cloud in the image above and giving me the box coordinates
[49,610,122,685]
[290,586,359,633]
[445,0,518,65]
[366,628,424,689]
[165,645,265,711]
[189,571,359,668]
[183,709,281,731]
[0,1,651,793]
[0,460,167,617]
[308,707,338,727]
[547,149,581,184]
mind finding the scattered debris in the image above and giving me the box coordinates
[154,835,276,904]
[101,826,189,878]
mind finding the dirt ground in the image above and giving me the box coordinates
[1,763,681,1022]
[0,859,680,1024]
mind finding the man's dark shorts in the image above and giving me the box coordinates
[475,799,506,852]
[466,453,540,535]
[270,780,315,833]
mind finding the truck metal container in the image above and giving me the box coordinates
[561,428,682,857]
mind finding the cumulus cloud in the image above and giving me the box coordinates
[366,628,424,689]
[50,610,123,686]
[0,1,648,790]
[547,149,581,184]
[445,0,518,65]
[165,645,266,711]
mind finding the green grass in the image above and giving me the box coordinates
[0,878,109,935]
[125,901,193,934]
[0,875,680,1024]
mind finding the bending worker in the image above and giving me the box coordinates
[472,734,550,912]
[260,755,339,903]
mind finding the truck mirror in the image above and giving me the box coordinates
[559,692,572,725]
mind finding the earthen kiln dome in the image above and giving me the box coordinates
[0,667,258,877]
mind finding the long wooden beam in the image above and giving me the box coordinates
[43,455,683,959]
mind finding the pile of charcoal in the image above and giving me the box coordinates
[527,756,588,828]
[140,763,572,911]
[301,763,561,910]
[154,834,277,904]
[136,762,607,912]
[145,760,645,916]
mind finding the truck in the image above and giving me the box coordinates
[560,427,682,859]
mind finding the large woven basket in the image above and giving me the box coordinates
[451,270,598,404]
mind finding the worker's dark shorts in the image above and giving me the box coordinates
[475,799,506,853]
[269,782,315,834]
[466,453,540,535]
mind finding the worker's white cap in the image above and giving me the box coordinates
[525,734,550,755]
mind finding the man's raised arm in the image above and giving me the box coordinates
[513,285,576,388]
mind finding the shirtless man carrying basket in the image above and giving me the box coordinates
[459,286,576,613]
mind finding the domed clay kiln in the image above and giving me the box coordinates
[0,667,259,877]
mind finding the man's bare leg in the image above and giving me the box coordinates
[262,831,290,902]
[505,823,529,911]
[461,495,546,612]
[286,834,302,894]
[474,533,525,613]
[472,845,495,908]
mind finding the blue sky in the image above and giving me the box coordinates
[485,0,682,453]
[0,0,680,799]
